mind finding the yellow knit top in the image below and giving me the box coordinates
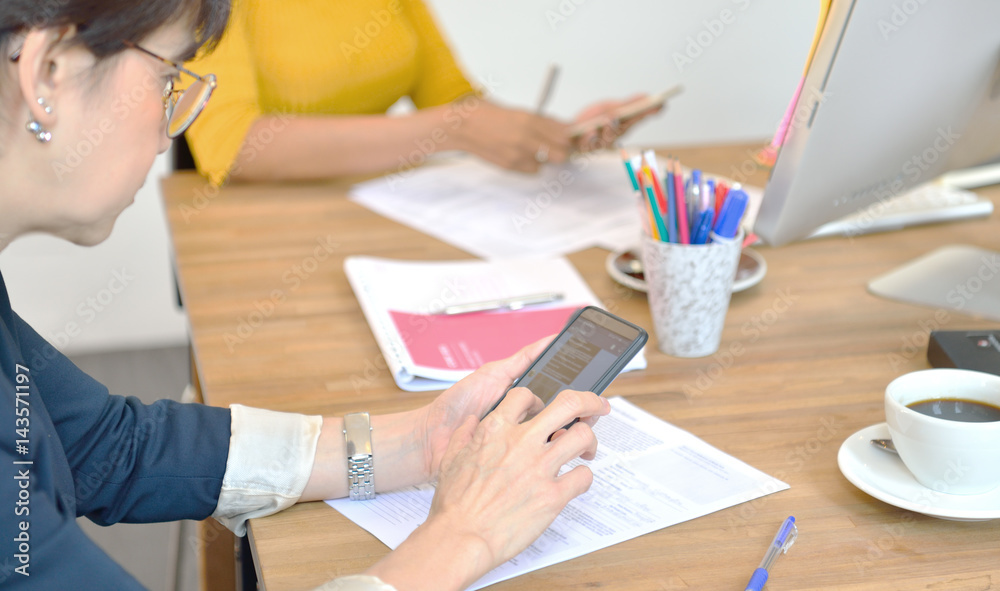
[185,0,475,184]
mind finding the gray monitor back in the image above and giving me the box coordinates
[755,0,1000,245]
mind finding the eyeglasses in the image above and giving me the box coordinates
[122,41,216,139]
[9,40,216,139]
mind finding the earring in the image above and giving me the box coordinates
[26,119,52,143]
[37,97,52,114]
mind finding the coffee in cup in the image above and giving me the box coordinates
[884,368,1000,495]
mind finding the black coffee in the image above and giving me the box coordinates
[907,398,1000,423]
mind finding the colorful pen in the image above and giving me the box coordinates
[665,165,677,243]
[744,516,797,591]
[642,152,671,235]
[690,208,715,244]
[713,187,749,240]
[714,181,729,219]
[620,148,639,192]
[671,159,690,244]
[636,172,658,239]
[645,185,669,242]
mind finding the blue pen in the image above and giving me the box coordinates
[690,208,714,244]
[744,516,797,591]
[712,188,749,240]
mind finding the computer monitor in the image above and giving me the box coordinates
[755,0,1000,246]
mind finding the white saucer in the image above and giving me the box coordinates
[837,423,1000,521]
[605,247,767,293]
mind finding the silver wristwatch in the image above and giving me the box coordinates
[343,412,375,501]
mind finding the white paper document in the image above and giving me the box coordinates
[349,152,643,259]
[327,397,789,589]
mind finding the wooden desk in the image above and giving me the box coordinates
[163,144,1000,591]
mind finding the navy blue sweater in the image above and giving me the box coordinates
[0,272,231,588]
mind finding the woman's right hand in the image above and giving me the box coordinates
[450,99,572,173]
[365,388,610,591]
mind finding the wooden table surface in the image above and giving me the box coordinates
[163,144,1000,591]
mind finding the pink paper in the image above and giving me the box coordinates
[389,306,579,371]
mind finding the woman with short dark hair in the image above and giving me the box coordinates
[0,2,609,588]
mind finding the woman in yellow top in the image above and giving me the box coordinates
[186,0,652,184]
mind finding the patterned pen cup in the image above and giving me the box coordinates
[640,230,743,358]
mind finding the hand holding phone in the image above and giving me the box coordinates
[568,86,683,139]
[484,306,647,418]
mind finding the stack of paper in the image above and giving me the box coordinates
[344,256,646,391]
[327,397,789,589]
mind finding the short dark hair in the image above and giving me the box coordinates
[0,0,230,59]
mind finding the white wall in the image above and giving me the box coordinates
[0,1,818,354]
[427,0,819,147]
[0,153,188,354]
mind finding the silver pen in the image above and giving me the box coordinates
[535,64,559,114]
[437,292,564,316]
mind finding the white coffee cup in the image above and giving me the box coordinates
[885,368,1000,495]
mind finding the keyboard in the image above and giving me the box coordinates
[808,182,994,239]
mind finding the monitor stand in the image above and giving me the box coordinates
[867,245,1000,321]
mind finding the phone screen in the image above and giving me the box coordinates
[516,309,643,404]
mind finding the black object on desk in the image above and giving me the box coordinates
[927,331,1000,376]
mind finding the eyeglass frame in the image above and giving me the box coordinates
[8,39,217,139]
[122,40,216,138]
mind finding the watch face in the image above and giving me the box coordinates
[344,412,373,456]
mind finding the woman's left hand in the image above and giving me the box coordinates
[572,94,663,152]
[417,336,553,478]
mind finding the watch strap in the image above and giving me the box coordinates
[343,412,375,500]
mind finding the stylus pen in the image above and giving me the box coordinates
[437,292,564,315]
[744,516,797,591]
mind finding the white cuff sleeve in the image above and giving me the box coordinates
[310,575,398,591]
[212,404,323,536]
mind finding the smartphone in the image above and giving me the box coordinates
[485,306,647,417]
[568,85,684,138]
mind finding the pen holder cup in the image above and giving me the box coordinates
[640,230,743,358]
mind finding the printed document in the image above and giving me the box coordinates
[349,152,642,259]
[327,397,789,589]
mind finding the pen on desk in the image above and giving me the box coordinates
[744,516,797,591]
[438,292,564,315]
[535,64,560,114]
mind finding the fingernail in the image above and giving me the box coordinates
[603,398,611,413]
